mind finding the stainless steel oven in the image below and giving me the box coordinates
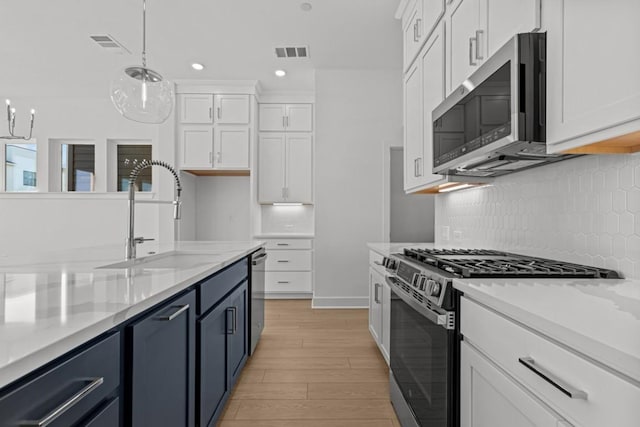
[386,272,457,427]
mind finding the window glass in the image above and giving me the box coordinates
[61,144,95,192]
[117,145,152,192]
[5,143,37,192]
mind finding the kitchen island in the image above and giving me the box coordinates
[0,240,263,427]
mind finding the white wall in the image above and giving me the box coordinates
[436,154,640,280]
[0,96,178,256]
[313,69,402,307]
[194,176,251,241]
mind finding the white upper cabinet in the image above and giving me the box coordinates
[213,127,249,169]
[179,94,213,124]
[286,134,313,203]
[446,0,540,95]
[213,94,250,124]
[404,61,423,191]
[285,104,313,132]
[180,127,213,168]
[259,104,313,132]
[546,0,640,153]
[405,22,447,192]
[258,133,312,204]
[402,0,446,72]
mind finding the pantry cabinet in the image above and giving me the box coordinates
[259,104,313,132]
[213,94,250,124]
[258,133,312,204]
[545,0,640,154]
[400,0,446,72]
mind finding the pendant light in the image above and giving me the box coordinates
[110,0,174,124]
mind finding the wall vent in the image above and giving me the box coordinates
[275,46,309,58]
[90,34,131,54]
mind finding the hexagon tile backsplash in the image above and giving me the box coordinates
[435,153,640,280]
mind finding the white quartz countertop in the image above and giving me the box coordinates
[367,242,435,257]
[0,240,264,389]
[454,277,640,385]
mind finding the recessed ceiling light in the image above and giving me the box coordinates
[191,63,204,71]
[300,2,312,11]
[275,69,287,77]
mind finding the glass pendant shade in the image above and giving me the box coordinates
[110,66,174,124]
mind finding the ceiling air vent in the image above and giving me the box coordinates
[90,34,131,54]
[275,46,309,58]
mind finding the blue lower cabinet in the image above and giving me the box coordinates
[128,290,196,427]
[198,281,248,427]
[0,333,120,427]
[84,397,120,427]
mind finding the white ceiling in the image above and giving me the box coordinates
[0,0,402,97]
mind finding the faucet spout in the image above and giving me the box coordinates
[126,160,182,260]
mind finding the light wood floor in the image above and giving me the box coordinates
[217,299,401,427]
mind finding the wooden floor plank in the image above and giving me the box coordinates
[262,368,388,383]
[218,420,394,427]
[231,383,307,400]
[307,383,390,400]
[233,399,394,420]
[247,357,350,370]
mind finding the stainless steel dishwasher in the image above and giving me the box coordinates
[249,248,267,355]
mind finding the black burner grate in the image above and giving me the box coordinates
[403,248,621,279]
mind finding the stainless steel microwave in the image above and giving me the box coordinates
[432,33,577,177]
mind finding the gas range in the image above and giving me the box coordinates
[382,248,621,311]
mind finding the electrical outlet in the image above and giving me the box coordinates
[453,230,463,242]
[441,226,450,241]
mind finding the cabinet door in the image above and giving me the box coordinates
[180,127,213,168]
[403,0,423,71]
[460,342,564,427]
[180,94,214,123]
[421,22,446,183]
[226,282,248,387]
[368,268,383,345]
[198,301,229,427]
[259,104,287,131]
[482,0,540,58]
[404,62,423,191]
[285,133,313,203]
[447,0,481,95]
[130,291,196,427]
[285,104,313,131]
[213,127,249,168]
[546,0,640,150]
[381,280,391,364]
[214,94,250,124]
[258,133,286,203]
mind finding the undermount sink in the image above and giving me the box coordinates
[97,251,221,270]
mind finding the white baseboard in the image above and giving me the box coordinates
[265,292,312,300]
[311,296,368,309]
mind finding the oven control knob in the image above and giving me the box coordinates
[430,281,442,297]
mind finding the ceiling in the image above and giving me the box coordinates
[0,0,402,97]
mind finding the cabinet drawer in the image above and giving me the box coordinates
[461,297,640,427]
[265,250,312,271]
[0,333,120,427]
[264,239,312,250]
[265,272,312,293]
[198,258,248,315]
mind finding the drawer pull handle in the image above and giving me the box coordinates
[277,260,290,263]
[226,306,238,334]
[518,357,587,400]
[21,377,104,426]
[277,281,290,284]
[157,304,190,321]
[276,243,290,246]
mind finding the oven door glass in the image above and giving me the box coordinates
[390,287,455,427]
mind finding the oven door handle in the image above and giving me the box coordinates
[386,276,454,329]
